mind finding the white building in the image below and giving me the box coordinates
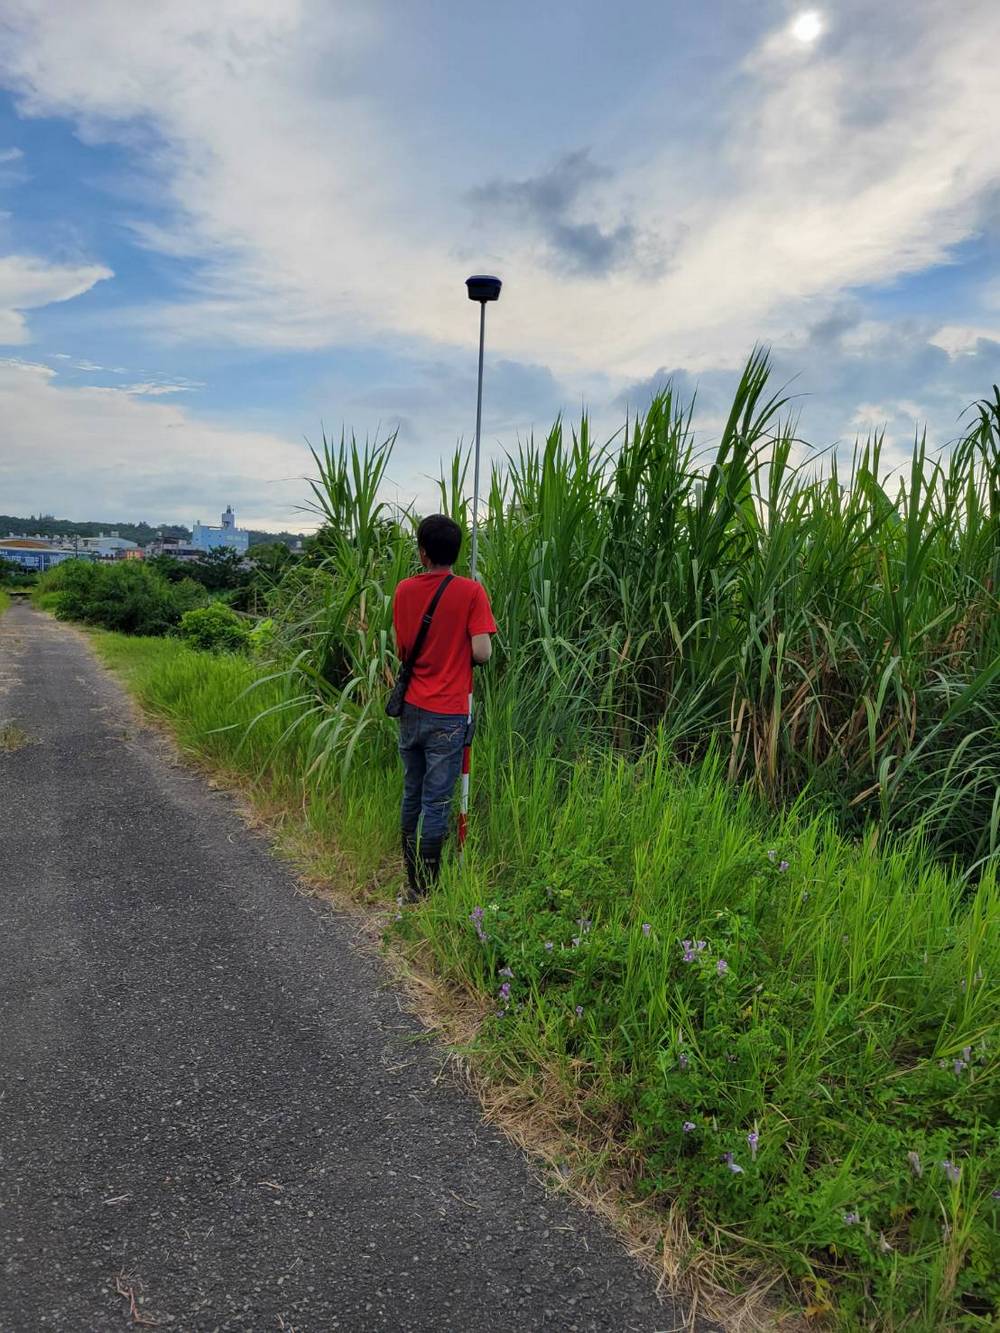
[78,531,139,558]
[192,506,249,555]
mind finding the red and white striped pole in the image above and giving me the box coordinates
[458,276,501,853]
[457,691,472,850]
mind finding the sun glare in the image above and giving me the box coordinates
[791,10,824,43]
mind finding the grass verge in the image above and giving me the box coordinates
[90,630,1000,1331]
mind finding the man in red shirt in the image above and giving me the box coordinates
[392,514,497,898]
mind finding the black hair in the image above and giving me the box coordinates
[417,513,463,567]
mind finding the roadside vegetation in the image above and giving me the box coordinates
[69,353,1000,1327]
[32,543,291,639]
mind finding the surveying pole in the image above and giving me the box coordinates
[458,274,501,851]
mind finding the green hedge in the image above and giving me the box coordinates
[34,559,208,636]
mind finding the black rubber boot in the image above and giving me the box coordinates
[416,836,444,896]
[401,830,420,902]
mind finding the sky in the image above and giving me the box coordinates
[1,0,999,532]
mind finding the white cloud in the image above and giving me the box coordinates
[0,356,314,528]
[1,0,998,381]
[0,254,112,344]
[0,147,24,163]
[90,380,195,396]
[0,353,53,375]
[930,324,1000,357]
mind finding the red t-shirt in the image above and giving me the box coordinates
[392,570,497,715]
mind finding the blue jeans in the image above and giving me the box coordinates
[398,704,466,841]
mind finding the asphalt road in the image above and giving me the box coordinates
[0,604,694,1332]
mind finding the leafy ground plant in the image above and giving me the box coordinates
[177,602,251,653]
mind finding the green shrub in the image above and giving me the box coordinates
[34,559,207,635]
[177,602,251,653]
[247,616,275,655]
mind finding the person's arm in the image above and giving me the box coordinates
[471,633,492,665]
[468,583,497,666]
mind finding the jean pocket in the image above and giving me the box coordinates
[429,721,465,750]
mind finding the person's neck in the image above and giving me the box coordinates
[423,563,453,575]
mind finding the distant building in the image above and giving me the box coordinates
[78,531,140,559]
[152,542,203,562]
[0,539,88,573]
[192,506,249,555]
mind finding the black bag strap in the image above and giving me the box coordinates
[401,574,454,672]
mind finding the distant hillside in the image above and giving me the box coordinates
[0,515,307,548]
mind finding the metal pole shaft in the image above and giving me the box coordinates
[459,300,487,857]
[470,299,486,581]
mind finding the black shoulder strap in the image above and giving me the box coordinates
[402,574,454,670]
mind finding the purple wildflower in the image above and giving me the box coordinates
[499,966,514,979]
[681,940,696,963]
[842,1211,860,1226]
[907,1151,922,1178]
[716,958,729,976]
[577,917,592,934]
[778,860,789,873]
[499,981,511,1002]
[571,936,581,949]
[575,1004,584,1018]
[641,922,651,936]
[682,1121,696,1133]
[962,1045,972,1062]
[470,905,488,942]
[721,1152,744,1174]
[991,1188,1000,1201]
[544,941,554,951]
[747,1130,759,1160]
[678,1052,689,1071]
[954,1059,967,1076]
[941,1160,961,1185]
[767,850,777,862]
